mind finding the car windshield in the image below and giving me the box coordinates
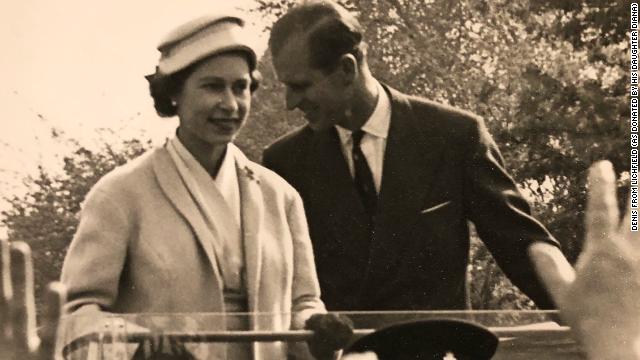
[58,310,581,359]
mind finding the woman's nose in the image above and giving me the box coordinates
[218,88,239,113]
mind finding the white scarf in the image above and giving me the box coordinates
[166,136,245,292]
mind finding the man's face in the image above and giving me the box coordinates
[272,34,350,131]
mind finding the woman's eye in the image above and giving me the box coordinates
[202,83,224,91]
[233,81,250,94]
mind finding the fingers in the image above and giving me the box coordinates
[10,241,39,354]
[1,241,67,359]
[137,332,174,359]
[620,193,640,245]
[305,313,354,359]
[585,161,619,251]
[528,242,575,306]
[1,240,13,339]
[38,282,67,360]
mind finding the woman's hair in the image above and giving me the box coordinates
[146,50,261,117]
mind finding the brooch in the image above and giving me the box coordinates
[243,166,260,184]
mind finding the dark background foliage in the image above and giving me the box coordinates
[2,0,629,310]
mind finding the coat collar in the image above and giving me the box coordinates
[306,84,447,277]
[151,144,266,314]
[309,84,445,222]
[233,146,264,313]
[375,84,446,235]
[312,126,368,217]
[151,146,225,292]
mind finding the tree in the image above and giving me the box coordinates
[1,137,150,304]
[245,0,628,308]
[1,0,627,311]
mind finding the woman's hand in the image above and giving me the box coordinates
[305,313,354,360]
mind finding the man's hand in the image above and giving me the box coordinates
[0,240,66,360]
[532,161,640,359]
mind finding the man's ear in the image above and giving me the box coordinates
[338,54,358,85]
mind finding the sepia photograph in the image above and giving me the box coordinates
[1,0,636,359]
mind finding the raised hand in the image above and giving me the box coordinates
[533,161,640,359]
[0,240,66,360]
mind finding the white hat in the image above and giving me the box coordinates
[156,11,257,76]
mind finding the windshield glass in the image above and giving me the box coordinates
[58,310,581,359]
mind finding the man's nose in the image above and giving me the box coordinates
[285,88,302,111]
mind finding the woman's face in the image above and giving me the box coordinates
[175,53,252,148]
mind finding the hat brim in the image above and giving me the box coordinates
[345,319,499,360]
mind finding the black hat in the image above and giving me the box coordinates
[344,319,499,360]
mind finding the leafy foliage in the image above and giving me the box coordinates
[246,0,628,308]
[1,139,150,302]
[1,0,628,310]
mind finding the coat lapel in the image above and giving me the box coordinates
[311,127,370,227]
[371,85,447,269]
[151,147,225,291]
[232,146,263,315]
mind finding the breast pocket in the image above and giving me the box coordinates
[419,200,452,215]
[413,199,464,250]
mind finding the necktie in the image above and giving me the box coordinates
[352,130,377,216]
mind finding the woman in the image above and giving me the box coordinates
[60,11,349,360]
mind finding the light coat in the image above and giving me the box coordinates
[61,143,325,359]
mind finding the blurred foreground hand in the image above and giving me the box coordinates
[532,161,640,359]
[1,240,66,360]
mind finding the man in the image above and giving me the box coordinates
[263,0,571,311]
[341,161,640,359]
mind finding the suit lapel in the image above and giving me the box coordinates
[309,88,446,233]
[151,147,224,290]
[375,85,446,247]
[233,147,263,315]
[311,127,369,224]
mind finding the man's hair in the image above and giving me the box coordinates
[269,0,366,73]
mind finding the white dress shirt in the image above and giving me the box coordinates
[335,81,391,193]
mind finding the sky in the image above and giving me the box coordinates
[0,0,269,210]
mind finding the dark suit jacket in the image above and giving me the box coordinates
[263,84,559,311]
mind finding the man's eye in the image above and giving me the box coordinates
[288,84,307,92]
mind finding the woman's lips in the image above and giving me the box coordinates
[207,118,239,132]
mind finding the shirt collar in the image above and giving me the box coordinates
[213,144,237,190]
[336,81,391,143]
